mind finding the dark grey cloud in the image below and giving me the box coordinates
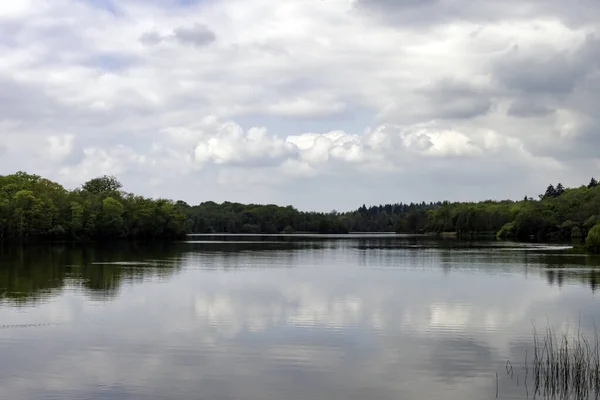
[354,0,600,29]
[379,78,493,124]
[0,75,158,130]
[0,77,65,123]
[173,23,216,47]
[491,45,586,95]
[380,78,492,124]
[419,79,492,120]
[507,99,555,118]
[494,35,600,159]
[552,125,600,159]
[138,30,164,46]
[140,24,217,48]
[512,116,600,163]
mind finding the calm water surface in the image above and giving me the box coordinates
[1,235,600,399]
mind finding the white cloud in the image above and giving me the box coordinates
[0,0,599,208]
[265,96,346,117]
[0,0,35,18]
[59,146,146,185]
[47,135,75,160]
[194,123,291,167]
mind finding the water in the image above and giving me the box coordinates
[1,235,600,399]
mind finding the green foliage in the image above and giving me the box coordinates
[2,172,600,244]
[70,202,84,235]
[420,182,600,243]
[497,222,516,239]
[81,175,122,195]
[587,224,600,254]
[182,202,348,234]
[98,197,125,237]
[0,172,187,241]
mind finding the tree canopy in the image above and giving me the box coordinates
[81,175,123,195]
[1,172,600,253]
[0,172,187,240]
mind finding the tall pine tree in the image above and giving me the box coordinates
[544,184,557,199]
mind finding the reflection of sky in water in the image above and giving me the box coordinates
[0,238,599,399]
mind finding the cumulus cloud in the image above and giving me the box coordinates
[172,24,216,47]
[194,124,291,167]
[138,30,163,46]
[0,0,599,209]
[58,146,147,185]
[354,0,600,29]
[47,135,75,160]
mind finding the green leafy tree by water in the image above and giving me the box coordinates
[0,172,189,241]
[587,224,600,254]
[70,202,85,236]
[3,171,600,246]
[98,197,125,237]
[81,175,122,195]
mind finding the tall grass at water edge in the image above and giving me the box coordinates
[503,323,600,399]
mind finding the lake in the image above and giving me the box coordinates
[1,235,600,399]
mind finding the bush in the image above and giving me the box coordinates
[586,223,600,254]
[497,222,516,239]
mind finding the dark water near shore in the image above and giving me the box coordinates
[1,235,600,399]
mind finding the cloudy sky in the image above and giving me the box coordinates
[1,0,599,211]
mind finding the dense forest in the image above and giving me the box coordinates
[0,172,188,241]
[1,171,600,252]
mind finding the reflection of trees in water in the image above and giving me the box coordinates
[0,240,316,305]
[0,242,186,305]
[545,268,600,292]
[540,254,600,292]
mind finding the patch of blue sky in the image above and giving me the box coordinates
[79,0,120,16]
[81,53,140,72]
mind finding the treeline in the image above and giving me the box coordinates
[1,172,600,252]
[180,201,348,234]
[178,201,441,235]
[0,172,188,240]
[426,178,600,241]
[178,177,600,252]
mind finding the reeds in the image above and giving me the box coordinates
[507,323,600,399]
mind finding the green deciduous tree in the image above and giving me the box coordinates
[586,223,600,254]
[0,172,188,242]
[82,176,122,195]
[98,197,125,237]
[3,171,600,246]
[70,202,85,236]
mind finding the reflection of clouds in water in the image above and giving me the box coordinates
[187,268,563,343]
[192,290,368,341]
[1,245,600,399]
[429,304,473,330]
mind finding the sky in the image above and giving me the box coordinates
[1,0,599,211]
